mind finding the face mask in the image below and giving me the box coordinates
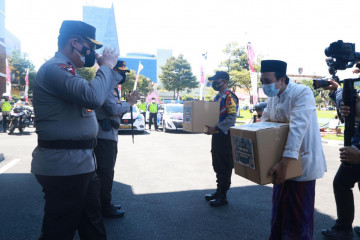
[152,100,155,103]
[77,43,96,67]
[75,49,85,64]
[262,83,280,97]
[212,81,222,91]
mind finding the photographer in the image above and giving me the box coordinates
[321,77,360,239]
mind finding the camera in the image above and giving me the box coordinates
[325,40,360,72]
[313,78,331,90]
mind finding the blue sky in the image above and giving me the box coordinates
[5,0,360,80]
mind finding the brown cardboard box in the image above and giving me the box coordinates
[183,101,220,133]
[230,122,302,185]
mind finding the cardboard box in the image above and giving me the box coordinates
[230,122,302,185]
[183,101,220,133]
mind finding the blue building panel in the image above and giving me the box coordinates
[120,57,157,83]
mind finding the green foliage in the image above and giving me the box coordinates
[301,79,332,106]
[219,42,261,100]
[7,50,36,93]
[120,70,150,97]
[77,67,96,81]
[181,94,197,101]
[159,55,199,98]
[204,87,217,101]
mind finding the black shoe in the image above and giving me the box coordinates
[112,203,121,210]
[321,227,353,240]
[209,195,228,207]
[102,206,125,218]
[204,192,218,201]
[354,226,360,237]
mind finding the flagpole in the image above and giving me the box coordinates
[133,61,144,91]
[200,52,207,100]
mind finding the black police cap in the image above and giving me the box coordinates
[208,71,229,81]
[114,60,130,73]
[261,60,287,74]
[59,20,103,49]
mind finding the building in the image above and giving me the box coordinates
[83,4,120,52]
[156,49,172,85]
[120,53,157,83]
[0,0,6,96]
[5,30,21,55]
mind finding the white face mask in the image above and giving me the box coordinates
[75,49,85,64]
[152,100,155,103]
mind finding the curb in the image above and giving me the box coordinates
[321,139,344,146]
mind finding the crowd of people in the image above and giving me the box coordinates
[2,19,360,240]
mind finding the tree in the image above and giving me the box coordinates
[120,70,150,97]
[77,67,96,81]
[7,50,36,93]
[159,55,199,99]
[218,42,261,103]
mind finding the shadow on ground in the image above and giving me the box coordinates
[0,173,336,240]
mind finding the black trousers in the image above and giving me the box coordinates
[2,114,8,131]
[211,133,233,194]
[94,138,118,210]
[35,172,106,240]
[333,162,360,231]
[149,112,158,130]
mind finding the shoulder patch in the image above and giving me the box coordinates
[57,63,75,76]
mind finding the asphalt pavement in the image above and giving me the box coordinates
[0,127,359,240]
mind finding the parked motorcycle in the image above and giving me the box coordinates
[8,106,30,135]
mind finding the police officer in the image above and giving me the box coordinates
[31,20,121,240]
[137,96,147,123]
[95,60,139,218]
[1,94,12,132]
[147,97,158,130]
[205,71,239,207]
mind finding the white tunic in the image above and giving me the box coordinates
[261,81,327,181]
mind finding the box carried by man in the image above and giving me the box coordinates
[183,101,220,133]
[230,122,302,185]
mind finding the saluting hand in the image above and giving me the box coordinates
[96,48,119,69]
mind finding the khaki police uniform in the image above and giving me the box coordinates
[32,20,122,240]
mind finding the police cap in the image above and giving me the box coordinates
[208,71,229,81]
[59,20,103,49]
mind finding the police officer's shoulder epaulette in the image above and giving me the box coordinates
[57,62,75,76]
[225,90,239,104]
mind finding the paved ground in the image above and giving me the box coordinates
[0,127,359,240]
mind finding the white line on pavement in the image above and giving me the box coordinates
[0,159,21,174]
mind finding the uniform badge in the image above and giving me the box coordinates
[58,63,75,76]
[86,109,92,112]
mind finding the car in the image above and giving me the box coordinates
[158,103,184,132]
[118,105,145,133]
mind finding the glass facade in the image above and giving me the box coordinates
[156,49,172,85]
[83,4,120,52]
[120,53,157,83]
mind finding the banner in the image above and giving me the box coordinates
[5,59,11,98]
[247,42,257,104]
[200,66,205,85]
[133,61,144,91]
[24,69,29,103]
[246,42,255,73]
[118,84,121,98]
[251,72,258,104]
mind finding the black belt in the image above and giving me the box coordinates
[38,139,96,149]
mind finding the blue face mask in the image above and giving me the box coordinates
[262,83,280,97]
